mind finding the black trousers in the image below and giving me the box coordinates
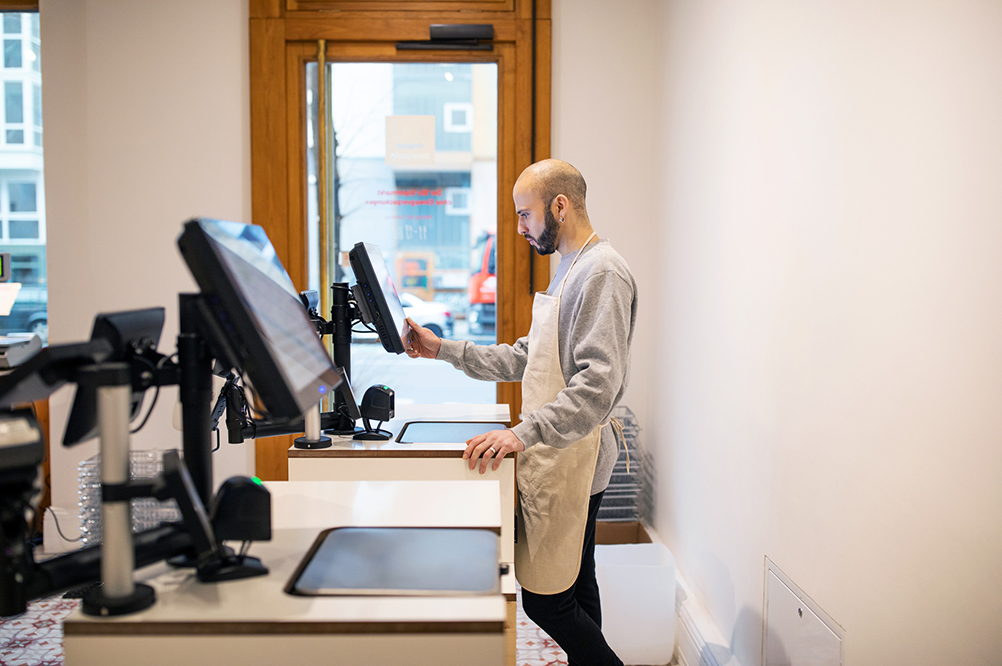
[521,490,623,666]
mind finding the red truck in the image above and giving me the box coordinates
[468,231,496,335]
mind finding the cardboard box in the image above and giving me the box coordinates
[596,520,652,545]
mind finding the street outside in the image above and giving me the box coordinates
[347,319,497,407]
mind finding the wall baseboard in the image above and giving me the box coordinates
[673,572,743,666]
[676,599,713,666]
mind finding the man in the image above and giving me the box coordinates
[405,159,636,666]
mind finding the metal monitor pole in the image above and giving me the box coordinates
[178,294,213,505]
[78,363,156,617]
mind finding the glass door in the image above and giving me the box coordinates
[305,60,498,406]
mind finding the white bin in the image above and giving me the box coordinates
[596,543,676,665]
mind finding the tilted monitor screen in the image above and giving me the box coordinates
[348,242,409,355]
[177,218,341,420]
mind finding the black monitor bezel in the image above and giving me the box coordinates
[177,218,341,421]
[348,242,409,355]
[63,307,166,447]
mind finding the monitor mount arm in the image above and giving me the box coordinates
[296,283,366,440]
[299,282,359,377]
[308,282,393,441]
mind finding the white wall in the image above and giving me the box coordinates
[552,0,664,439]
[41,0,253,548]
[654,2,1002,665]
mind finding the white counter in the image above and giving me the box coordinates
[63,480,508,666]
[288,403,516,564]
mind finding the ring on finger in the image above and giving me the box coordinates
[488,446,497,456]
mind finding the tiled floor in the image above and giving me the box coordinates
[0,596,78,666]
[515,585,569,666]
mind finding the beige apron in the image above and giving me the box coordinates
[515,233,603,595]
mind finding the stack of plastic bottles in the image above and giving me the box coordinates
[77,449,181,546]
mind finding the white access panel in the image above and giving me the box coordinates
[764,558,844,666]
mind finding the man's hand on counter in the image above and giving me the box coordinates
[464,429,525,474]
[405,317,442,359]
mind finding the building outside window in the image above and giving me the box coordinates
[0,12,45,343]
[305,61,496,404]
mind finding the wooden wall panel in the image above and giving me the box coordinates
[250,0,282,18]
[496,12,551,423]
[250,19,289,262]
[0,1,38,10]
[250,18,294,481]
[283,18,517,42]
[287,0,514,14]
[531,16,551,299]
[285,43,314,289]
[532,17,551,172]
[494,35,521,416]
[35,399,49,535]
[255,433,295,481]
[495,39,520,419]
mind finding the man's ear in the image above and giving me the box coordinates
[553,194,569,220]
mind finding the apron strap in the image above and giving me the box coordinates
[557,232,598,300]
[600,416,629,474]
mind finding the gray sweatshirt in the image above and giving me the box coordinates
[437,239,638,495]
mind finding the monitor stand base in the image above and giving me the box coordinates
[324,425,364,437]
[293,435,332,449]
[168,544,235,569]
[197,555,269,583]
[353,429,393,441]
[82,582,156,617]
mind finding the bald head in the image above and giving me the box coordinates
[516,159,588,213]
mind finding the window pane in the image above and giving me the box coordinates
[9,182,35,211]
[308,62,498,405]
[28,40,37,72]
[31,84,39,126]
[5,81,22,123]
[9,219,37,239]
[4,39,21,68]
[11,253,38,282]
[0,13,46,344]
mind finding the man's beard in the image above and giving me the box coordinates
[528,206,560,255]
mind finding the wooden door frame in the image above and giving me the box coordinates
[250,0,551,480]
[0,1,38,10]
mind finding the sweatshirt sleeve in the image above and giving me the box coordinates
[436,336,529,383]
[509,270,634,450]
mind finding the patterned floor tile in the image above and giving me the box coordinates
[0,596,78,666]
[516,585,569,666]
